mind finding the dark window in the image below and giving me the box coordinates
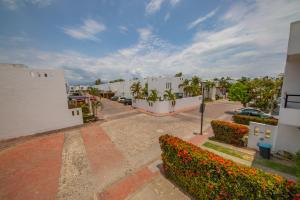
[44,73,48,77]
[77,110,79,115]
[72,111,75,116]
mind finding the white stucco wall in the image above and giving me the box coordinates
[247,122,278,151]
[0,64,83,140]
[276,21,300,153]
[287,21,300,55]
[275,124,300,153]
[147,76,184,97]
[132,96,201,114]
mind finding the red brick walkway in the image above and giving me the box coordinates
[0,133,64,200]
[99,167,158,200]
[81,124,124,178]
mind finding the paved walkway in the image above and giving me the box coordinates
[0,99,241,200]
[0,133,64,200]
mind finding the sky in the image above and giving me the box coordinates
[0,0,300,84]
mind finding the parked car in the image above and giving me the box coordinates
[123,98,132,105]
[234,108,274,119]
[111,96,119,101]
[118,97,126,103]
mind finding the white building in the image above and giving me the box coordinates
[275,21,300,153]
[146,76,184,98]
[0,64,83,140]
[68,85,89,94]
[94,76,184,99]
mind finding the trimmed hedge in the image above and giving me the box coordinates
[159,134,300,200]
[233,114,278,126]
[211,120,249,146]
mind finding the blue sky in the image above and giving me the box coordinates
[0,0,300,83]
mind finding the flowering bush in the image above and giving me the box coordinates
[211,120,249,146]
[233,114,278,126]
[159,134,300,200]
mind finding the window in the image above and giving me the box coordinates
[44,73,48,77]
[77,110,79,115]
[72,111,75,116]
[166,82,172,89]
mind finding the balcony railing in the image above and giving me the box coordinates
[284,94,300,109]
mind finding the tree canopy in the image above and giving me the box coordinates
[175,72,183,77]
[95,79,101,85]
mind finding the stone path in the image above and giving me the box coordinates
[57,130,96,200]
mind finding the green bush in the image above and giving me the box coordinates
[211,120,249,146]
[81,104,90,114]
[233,115,278,126]
[297,151,300,183]
[159,134,300,200]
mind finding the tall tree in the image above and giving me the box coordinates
[141,83,148,97]
[175,72,183,77]
[228,82,252,107]
[147,90,159,102]
[179,79,192,97]
[95,79,101,85]
[218,77,232,97]
[164,89,176,106]
[88,87,100,96]
[190,76,201,96]
[130,81,142,99]
[204,80,215,99]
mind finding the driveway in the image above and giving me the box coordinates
[0,99,242,200]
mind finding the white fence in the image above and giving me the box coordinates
[132,96,202,114]
[247,122,278,151]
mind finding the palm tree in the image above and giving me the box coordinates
[91,100,102,117]
[218,77,232,98]
[175,72,183,77]
[204,80,215,100]
[130,81,142,99]
[88,87,100,97]
[147,90,159,102]
[164,89,176,107]
[141,83,148,98]
[179,79,192,97]
[190,76,201,96]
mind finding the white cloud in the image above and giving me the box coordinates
[63,19,106,41]
[145,0,164,15]
[187,7,219,30]
[119,26,129,34]
[2,0,300,82]
[1,0,53,10]
[145,0,182,15]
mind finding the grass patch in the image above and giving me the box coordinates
[254,158,297,176]
[203,142,252,161]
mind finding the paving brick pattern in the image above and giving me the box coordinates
[0,133,64,200]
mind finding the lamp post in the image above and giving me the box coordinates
[200,81,206,135]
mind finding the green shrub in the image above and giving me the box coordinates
[81,104,90,114]
[233,115,278,126]
[211,120,249,146]
[159,134,300,200]
[297,151,300,183]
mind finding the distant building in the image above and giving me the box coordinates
[0,64,83,140]
[93,76,185,99]
[68,85,89,94]
[146,76,184,98]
